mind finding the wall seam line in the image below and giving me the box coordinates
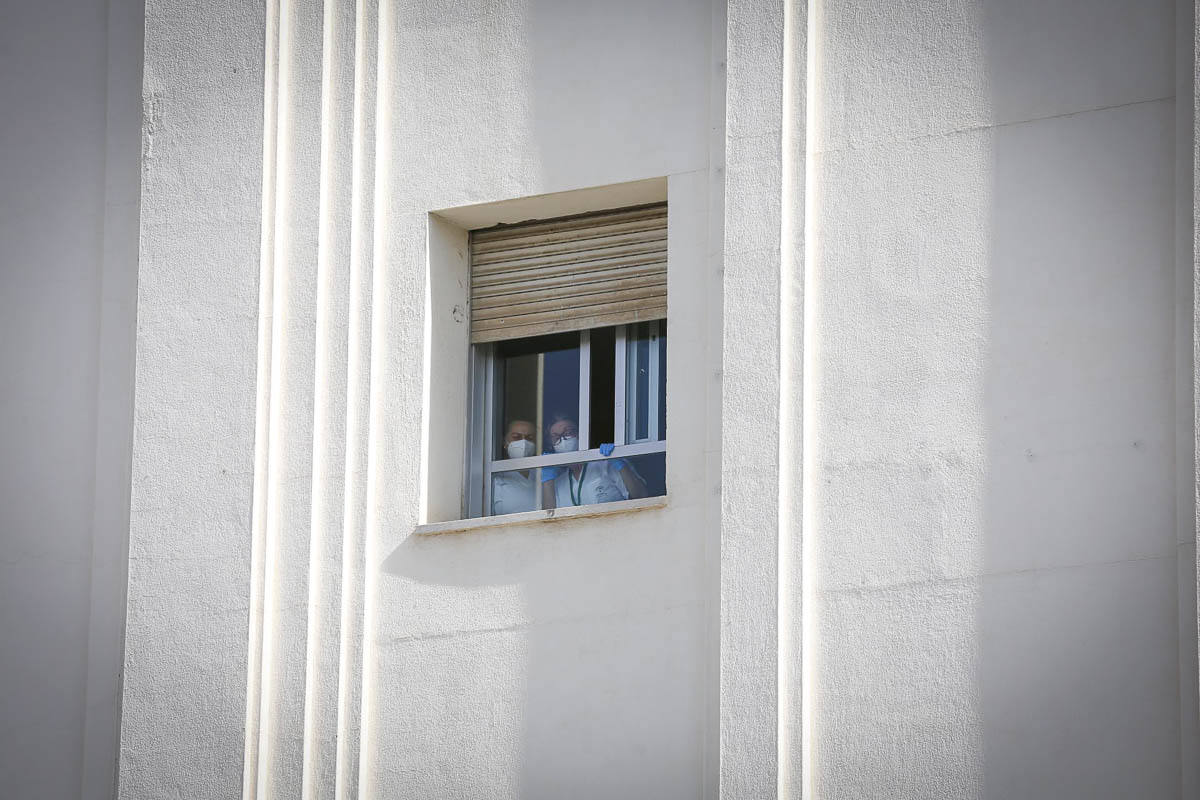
[813,94,1175,157]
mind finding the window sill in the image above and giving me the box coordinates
[414,495,669,536]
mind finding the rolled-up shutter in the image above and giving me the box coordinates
[469,202,667,343]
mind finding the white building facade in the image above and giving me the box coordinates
[104,0,1200,798]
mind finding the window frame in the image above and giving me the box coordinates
[465,319,666,518]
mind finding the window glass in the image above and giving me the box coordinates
[539,452,665,509]
[588,326,616,449]
[632,329,650,441]
[475,321,666,518]
[489,466,541,517]
[625,321,666,443]
[493,332,579,462]
[657,330,667,439]
[626,451,666,499]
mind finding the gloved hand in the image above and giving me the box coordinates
[599,442,615,457]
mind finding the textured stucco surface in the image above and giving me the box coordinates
[120,0,1199,798]
[719,0,786,796]
[362,1,719,795]
[807,0,1186,797]
[124,1,721,799]
[120,1,266,797]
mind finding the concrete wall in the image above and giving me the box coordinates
[0,1,142,799]
[370,2,720,796]
[804,0,1193,797]
[122,1,721,798]
[120,1,1199,799]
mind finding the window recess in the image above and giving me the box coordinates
[465,203,668,519]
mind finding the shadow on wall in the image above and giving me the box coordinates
[381,508,704,800]
[379,0,1187,796]
[810,0,1185,797]
[977,0,1181,797]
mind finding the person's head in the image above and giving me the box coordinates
[546,412,579,454]
[502,419,536,459]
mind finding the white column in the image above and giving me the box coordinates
[119,1,269,798]
[720,0,809,798]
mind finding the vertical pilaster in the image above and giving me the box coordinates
[119,0,268,797]
[720,0,809,797]
[242,1,379,798]
[334,1,379,796]
[301,0,357,796]
[245,0,324,795]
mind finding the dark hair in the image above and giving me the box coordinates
[545,410,576,436]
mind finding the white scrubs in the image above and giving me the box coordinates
[545,459,630,508]
[491,469,536,515]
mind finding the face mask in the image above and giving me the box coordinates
[506,439,535,459]
[552,435,579,454]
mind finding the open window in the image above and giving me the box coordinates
[464,203,668,518]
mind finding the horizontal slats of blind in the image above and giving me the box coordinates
[469,203,667,343]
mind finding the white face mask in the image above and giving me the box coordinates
[552,435,579,454]
[506,438,535,459]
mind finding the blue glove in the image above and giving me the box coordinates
[599,442,615,457]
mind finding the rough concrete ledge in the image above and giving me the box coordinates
[414,495,670,536]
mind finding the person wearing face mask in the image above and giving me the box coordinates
[541,411,647,509]
[491,419,538,515]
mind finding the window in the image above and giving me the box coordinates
[464,203,668,518]
[469,323,667,517]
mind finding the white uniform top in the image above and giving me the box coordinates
[546,459,630,508]
[491,469,536,516]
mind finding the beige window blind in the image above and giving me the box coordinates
[468,202,667,343]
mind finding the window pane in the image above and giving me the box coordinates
[493,332,579,462]
[588,326,615,449]
[635,331,649,440]
[541,346,580,447]
[624,321,666,443]
[626,452,666,499]
[489,466,541,516]
[657,329,667,439]
[540,452,666,509]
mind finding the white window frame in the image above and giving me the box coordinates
[465,320,666,518]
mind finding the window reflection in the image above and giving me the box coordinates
[490,465,539,516]
[625,320,665,443]
[541,452,665,510]
[494,332,580,462]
